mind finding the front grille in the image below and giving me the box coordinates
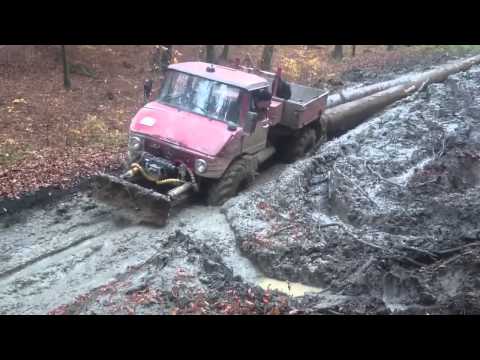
[144,138,195,168]
[144,139,165,158]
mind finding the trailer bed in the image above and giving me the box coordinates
[277,83,329,129]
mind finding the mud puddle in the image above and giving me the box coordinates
[257,277,323,297]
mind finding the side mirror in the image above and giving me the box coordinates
[227,122,237,131]
[243,111,258,134]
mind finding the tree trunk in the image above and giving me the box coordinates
[351,45,356,57]
[386,45,394,51]
[332,45,343,60]
[61,45,71,90]
[327,70,427,108]
[322,54,480,138]
[260,45,275,71]
[161,45,173,72]
[206,45,216,63]
[220,45,230,60]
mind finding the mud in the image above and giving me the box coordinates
[2,61,480,314]
[340,51,455,86]
[225,65,480,314]
[0,192,263,314]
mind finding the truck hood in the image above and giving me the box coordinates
[130,101,239,156]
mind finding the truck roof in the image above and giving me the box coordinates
[168,61,269,91]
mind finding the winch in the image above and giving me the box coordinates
[141,153,178,180]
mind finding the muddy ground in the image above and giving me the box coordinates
[1,60,480,315]
[226,65,480,314]
[0,166,302,315]
[340,51,454,85]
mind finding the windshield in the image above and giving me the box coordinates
[158,70,242,124]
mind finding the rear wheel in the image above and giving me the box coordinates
[280,128,317,163]
[207,158,255,206]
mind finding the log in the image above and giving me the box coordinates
[326,72,423,108]
[326,55,480,108]
[322,55,480,138]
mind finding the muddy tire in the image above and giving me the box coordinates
[280,128,317,163]
[207,158,255,206]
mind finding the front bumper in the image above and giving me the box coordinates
[129,134,229,179]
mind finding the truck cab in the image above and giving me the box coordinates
[129,62,272,178]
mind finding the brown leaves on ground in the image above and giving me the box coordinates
[0,146,126,198]
[0,45,141,199]
[170,285,291,315]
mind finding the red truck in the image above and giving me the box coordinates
[95,61,329,223]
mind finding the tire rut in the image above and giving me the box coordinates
[0,231,106,281]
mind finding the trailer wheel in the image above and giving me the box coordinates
[207,158,254,206]
[280,128,317,163]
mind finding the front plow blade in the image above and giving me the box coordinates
[92,174,172,226]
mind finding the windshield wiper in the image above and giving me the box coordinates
[193,104,210,115]
[160,94,182,103]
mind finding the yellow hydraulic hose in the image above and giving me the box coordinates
[156,178,185,186]
[130,163,185,186]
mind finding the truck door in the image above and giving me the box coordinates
[241,90,269,154]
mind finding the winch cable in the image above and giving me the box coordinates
[129,163,185,186]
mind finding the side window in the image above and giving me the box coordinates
[250,88,272,111]
[250,89,263,111]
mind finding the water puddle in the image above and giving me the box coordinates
[256,277,324,297]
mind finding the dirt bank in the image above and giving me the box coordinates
[225,65,480,314]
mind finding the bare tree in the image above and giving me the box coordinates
[351,45,356,57]
[161,45,173,72]
[206,45,216,63]
[260,45,275,71]
[220,45,230,61]
[332,45,343,60]
[61,45,71,89]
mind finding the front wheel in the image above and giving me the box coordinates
[206,158,255,206]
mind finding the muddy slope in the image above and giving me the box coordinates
[225,66,480,314]
[340,51,455,85]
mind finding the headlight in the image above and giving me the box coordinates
[128,136,143,151]
[195,159,208,174]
